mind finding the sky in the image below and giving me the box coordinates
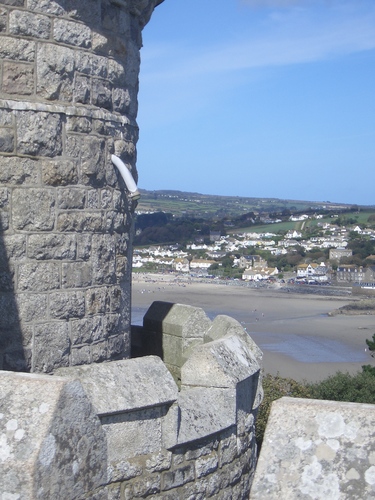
[136,0,375,206]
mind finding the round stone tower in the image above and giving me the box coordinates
[0,0,163,372]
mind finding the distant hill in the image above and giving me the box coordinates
[136,189,363,219]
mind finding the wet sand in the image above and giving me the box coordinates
[132,274,375,383]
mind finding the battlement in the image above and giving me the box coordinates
[0,303,262,499]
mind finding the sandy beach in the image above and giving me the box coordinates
[132,273,375,383]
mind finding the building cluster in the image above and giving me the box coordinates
[133,218,375,285]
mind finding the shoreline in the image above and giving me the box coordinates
[132,273,375,383]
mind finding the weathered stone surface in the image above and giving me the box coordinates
[2,61,34,95]
[177,387,236,445]
[9,9,51,38]
[144,301,211,338]
[27,233,76,260]
[12,188,55,231]
[49,290,85,319]
[62,261,92,288]
[0,157,38,185]
[16,293,48,323]
[0,126,14,152]
[0,371,107,498]
[42,160,78,186]
[250,397,375,500]
[71,316,106,346]
[53,18,92,48]
[56,356,178,415]
[181,334,260,389]
[36,44,75,101]
[18,262,60,291]
[0,36,35,61]
[205,314,263,366]
[33,322,70,372]
[16,111,63,156]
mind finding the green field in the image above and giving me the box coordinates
[136,189,365,220]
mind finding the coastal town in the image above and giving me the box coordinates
[133,210,375,288]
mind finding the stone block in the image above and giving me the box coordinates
[71,316,106,345]
[0,293,18,328]
[66,116,92,134]
[56,356,177,415]
[146,450,172,473]
[126,474,161,498]
[181,334,260,389]
[106,332,128,359]
[0,36,35,62]
[12,188,55,231]
[91,54,108,78]
[0,109,13,127]
[53,18,91,48]
[42,159,78,186]
[16,111,63,157]
[62,262,92,288]
[27,233,76,260]
[2,61,34,95]
[107,459,143,484]
[33,322,70,372]
[0,7,7,31]
[250,397,375,500]
[177,387,236,445]
[73,73,91,104]
[57,211,103,232]
[108,58,125,84]
[220,432,238,467]
[113,87,131,113]
[0,371,106,499]
[85,286,109,315]
[71,345,91,366]
[49,290,85,319]
[91,341,108,363]
[66,135,106,186]
[16,293,48,323]
[76,234,92,260]
[87,188,100,208]
[195,452,219,479]
[162,464,195,491]
[91,78,112,110]
[0,187,8,208]
[0,210,9,231]
[205,314,263,366]
[0,157,39,185]
[0,127,14,152]
[0,235,26,268]
[18,262,60,292]
[56,357,178,464]
[9,10,51,38]
[57,187,85,209]
[91,234,116,284]
[143,301,211,339]
[36,43,74,101]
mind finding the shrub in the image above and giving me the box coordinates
[307,370,375,404]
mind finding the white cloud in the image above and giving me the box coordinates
[142,5,375,82]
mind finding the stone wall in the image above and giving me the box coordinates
[250,397,375,499]
[0,0,162,372]
[0,303,263,499]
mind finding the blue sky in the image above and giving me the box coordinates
[136,0,375,206]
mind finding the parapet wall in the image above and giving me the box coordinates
[0,0,162,372]
[0,302,263,499]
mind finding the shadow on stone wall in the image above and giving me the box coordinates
[130,301,175,360]
[0,215,27,371]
